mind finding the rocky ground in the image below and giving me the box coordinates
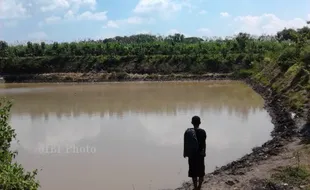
[175,79,310,190]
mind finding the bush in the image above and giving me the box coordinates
[271,165,310,187]
[301,45,310,69]
[232,69,253,79]
[278,47,297,71]
[0,98,40,190]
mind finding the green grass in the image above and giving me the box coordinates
[253,72,270,86]
[271,165,310,187]
[287,89,307,110]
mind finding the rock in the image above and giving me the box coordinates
[225,180,235,186]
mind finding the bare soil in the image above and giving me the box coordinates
[177,138,308,190]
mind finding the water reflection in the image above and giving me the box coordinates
[1,81,273,190]
[1,81,264,120]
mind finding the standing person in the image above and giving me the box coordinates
[183,116,207,190]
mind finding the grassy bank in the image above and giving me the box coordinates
[250,57,310,121]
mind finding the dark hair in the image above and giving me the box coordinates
[191,116,201,125]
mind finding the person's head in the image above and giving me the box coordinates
[191,116,201,128]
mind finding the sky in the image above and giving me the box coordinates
[0,0,310,43]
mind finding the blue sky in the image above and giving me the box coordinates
[1,0,310,43]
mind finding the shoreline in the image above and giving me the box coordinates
[0,73,232,83]
[176,78,305,189]
[1,72,306,189]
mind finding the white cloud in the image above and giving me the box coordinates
[133,0,191,19]
[220,12,230,17]
[39,0,97,12]
[41,9,108,26]
[83,0,97,10]
[40,0,70,12]
[63,10,107,21]
[103,16,153,29]
[0,0,27,19]
[134,0,182,13]
[28,32,48,40]
[45,16,62,23]
[76,11,107,21]
[103,20,119,28]
[234,13,308,35]
[308,14,310,20]
[64,10,75,19]
[197,28,211,35]
[198,10,207,15]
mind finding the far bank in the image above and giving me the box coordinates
[0,72,231,83]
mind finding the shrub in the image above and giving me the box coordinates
[232,69,253,79]
[0,98,40,190]
[278,47,297,72]
[301,45,310,69]
[271,165,310,187]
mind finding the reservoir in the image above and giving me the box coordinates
[0,81,273,190]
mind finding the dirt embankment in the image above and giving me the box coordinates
[1,72,232,83]
[175,78,309,190]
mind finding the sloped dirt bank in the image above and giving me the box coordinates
[175,78,306,190]
[1,73,231,83]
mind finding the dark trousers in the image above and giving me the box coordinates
[188,155,205,178]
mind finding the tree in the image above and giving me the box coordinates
[26,41,33,56]
[0,41,9,56]
[236,33,250,52]
[277,28,299,42]
[40,42,46,55]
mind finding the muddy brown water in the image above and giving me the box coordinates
[0,81,273,190]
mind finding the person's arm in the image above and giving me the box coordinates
[183,131,187,158]
[202,131,207,156]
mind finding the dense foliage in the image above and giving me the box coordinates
[0,98,39,190]
[0,26,309,75]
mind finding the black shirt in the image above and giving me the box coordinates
[194,128,207,155]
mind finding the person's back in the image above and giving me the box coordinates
[194,127,206,157]
[183,116,207,190]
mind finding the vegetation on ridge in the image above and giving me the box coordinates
[0,26,309,75]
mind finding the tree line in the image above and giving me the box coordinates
[0,26,309,75]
